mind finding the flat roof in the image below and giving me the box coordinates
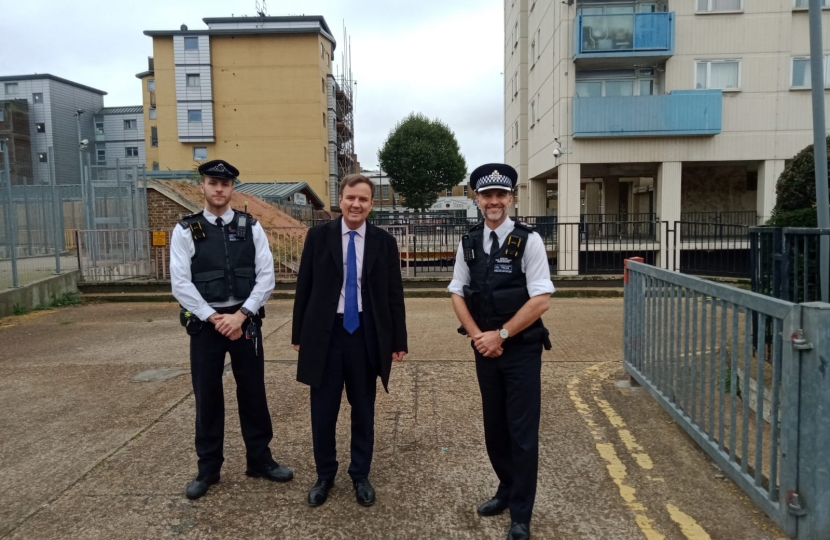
[0,74,107,96]
[144,15,336,48]
[135,71,154,79]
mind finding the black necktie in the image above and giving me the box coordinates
[489,231,500,259]
[215,217,224,228]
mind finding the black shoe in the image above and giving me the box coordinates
[353,478,376,507]
[307,479,334,507]
[507,522,530,540]
[246,463,294,483]
[185,472,220,500]
[477,497,509,517]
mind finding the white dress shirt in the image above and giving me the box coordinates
[337,219,366,314]
[448,217,555,298]
[170,207,276,321]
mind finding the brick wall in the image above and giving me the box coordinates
[147,188,193,233]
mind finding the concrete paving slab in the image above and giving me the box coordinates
[0,299,786,539]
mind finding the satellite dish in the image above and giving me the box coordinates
[181,24,188,31]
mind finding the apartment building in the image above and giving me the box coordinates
[139,15,354,210]
[0,100,33,185]
[506,0,830,272]
[0,75,106,185]
[363,170,478,219]
[92,106,145,181]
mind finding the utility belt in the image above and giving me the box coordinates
[179,304,265,336]
[457,322,552,350]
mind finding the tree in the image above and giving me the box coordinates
[377,113,467,212]
[769,135,830,226]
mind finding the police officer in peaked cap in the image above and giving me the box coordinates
[448,163,554,540]
[170,159,293,499]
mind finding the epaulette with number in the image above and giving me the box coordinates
[468,221,484,233]
[179,211,207,241]
[514,221,535,233]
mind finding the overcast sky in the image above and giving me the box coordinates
[1,0,504,171]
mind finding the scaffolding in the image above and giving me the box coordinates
[335,28,357,184]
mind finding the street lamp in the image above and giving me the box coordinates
[378,167,383,215]
[75,109,90,231]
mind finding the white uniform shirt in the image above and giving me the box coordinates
[337,220,366,314]
[170,207,275,321]
[448,217,555,298]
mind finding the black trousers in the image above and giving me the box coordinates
[189,316,274,478]
[310,315,377,482]
[475,339,542,525]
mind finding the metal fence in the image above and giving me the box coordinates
[624,258,830,538]
[750,227,830,304]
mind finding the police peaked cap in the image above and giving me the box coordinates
[198,159,239,180]
[469,163,518,192]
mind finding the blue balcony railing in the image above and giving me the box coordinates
[573,90,722,138]
[575,12,674,58]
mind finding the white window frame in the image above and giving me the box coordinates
[514,22,519,48]
[149,107,157,120]
[124,119,137,130]
[536,29,541,61]
[193,147,208,161]
[4,83,18,95]
[188,110,203,123]
[184,36,199,50]
[514,71,519,96]
[531,39,536,68]
[696,0,743,13]
[126,147,139,157]
[513,121,519,145]
[148,79,155,92]
[791,55,830,89]
[186,74,200,87]
[530,100,537,126]
[695,59,742,91]
[794,0,829,9]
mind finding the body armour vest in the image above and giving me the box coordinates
[462,221,543,334]
[180,210,257,303]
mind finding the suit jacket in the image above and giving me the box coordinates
[292,217,408,391]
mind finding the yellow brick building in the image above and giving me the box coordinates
[137,16,351,210]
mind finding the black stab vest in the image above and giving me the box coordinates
[180,210,257,303]
[463,221,542,333]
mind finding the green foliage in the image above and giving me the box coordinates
[377,113,467,212]
[12,304,28,316]
[765,207,819,228]
[772,135,830,216]
[50,293,81,308]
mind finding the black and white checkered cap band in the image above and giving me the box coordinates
[208,163,230,175]
[475,169,513,191]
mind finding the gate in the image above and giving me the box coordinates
[625,258,830,538]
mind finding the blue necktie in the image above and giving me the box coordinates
[344,231,360,333]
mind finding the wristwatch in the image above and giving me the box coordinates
[498,327,509,340]
[240,307,254,317]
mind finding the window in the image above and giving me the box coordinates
[36,123,45,133]
[95,121,104,133]
[795,0,829,7]
[186,74,200,87]
[514,22,519,47]
[193,147,207,161]
[151,126,158,147]
[149,107,156,120]
[4,83,18,95]
[152,161,159,171]
[126,147,139,157]
[124,119,137,130]
[188,110,202,123]
[322,78,326,93]
[513,121,519,145]
[323,147,327,162]
[0,110,4,122]
[32,93,43,104]
[148,79,155,91]
[531,100,537,125]
[320,43,325,58]
[531,39,536,66]
[792,56,830,88]
[697,0,742,12]
[463,186,468,197]
[696,60,741,90]
[38,152,48,163]
[445,189,452,197]
[382,185,390,200]
[514,71,519,96]
[97,150,106,163]
[536,29,541,61]
[184,36,199,50]
[323,112,326,127]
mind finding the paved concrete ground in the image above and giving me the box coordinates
[0,299,785,539]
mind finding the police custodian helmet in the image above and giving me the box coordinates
[469,163,518,193]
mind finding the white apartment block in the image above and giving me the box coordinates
[506,0,830,273]
[93,106,146,182]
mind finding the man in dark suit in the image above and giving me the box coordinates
[292,173,408,508]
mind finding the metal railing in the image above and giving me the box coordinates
[674,222,751,277]
[681,211,758,228]
[77,229,153,282]
[750,227,830,304]
[624,259,801,535]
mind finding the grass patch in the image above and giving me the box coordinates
[12,304,28,316]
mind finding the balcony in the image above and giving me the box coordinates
[574,12,674,66]
[95,130,106,142]
[573,90,722,138]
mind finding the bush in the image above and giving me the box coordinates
[772,135,830,216]
[764,208,819,228]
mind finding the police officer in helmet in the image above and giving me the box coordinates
[170,159,293,499]
[449,164,554,540]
